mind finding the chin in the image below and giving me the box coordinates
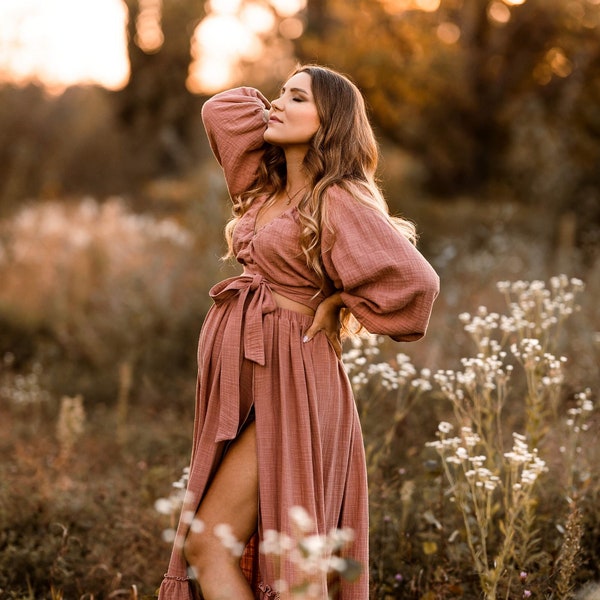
[263,132,283,146]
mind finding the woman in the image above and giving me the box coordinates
[158,65,439,600]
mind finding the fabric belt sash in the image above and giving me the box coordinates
[209,273,277,442]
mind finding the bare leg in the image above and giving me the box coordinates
[184,421,258,600]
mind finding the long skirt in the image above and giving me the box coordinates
[158,299,369,600]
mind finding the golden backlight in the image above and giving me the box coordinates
[0,0,305,95]
[188,0,306,93]
[0,0,129,93]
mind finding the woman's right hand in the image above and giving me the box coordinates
[303,293,345,358]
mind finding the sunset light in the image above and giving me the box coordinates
[3,0,600,595]
[0,0,305,95]
[188,0,305,93]
[0,0,129,93]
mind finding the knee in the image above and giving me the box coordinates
[183,530,207,569]
[184,527,234,573]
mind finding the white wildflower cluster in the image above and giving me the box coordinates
[155,466,190,517]
[342,334,383,390]
[459,306,501,344]
[342,335,431,394]
[434,351,512,405]
[496,275,584,340]
[260,506,357,581]
[561,388,595,482]
[504,433,547,491]
[433,370,463,403]
[511,337,567,390]
[438,277,584,450]
[425,421,462,453]
[154,467,207,548]
[459,304,526,349]
[0,355,51,406]
[261,529,297,556]
[427,424,501,492]
[464,464,501,492]
[426,277,586,598]
[566,388,594,433]
[155,466,193,543]
[214,523,245,557]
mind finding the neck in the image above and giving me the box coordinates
[283,147,309,193]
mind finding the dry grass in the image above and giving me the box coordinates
[0,193,598,599]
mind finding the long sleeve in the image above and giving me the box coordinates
[321,187,440,342]
[201,87,270,197]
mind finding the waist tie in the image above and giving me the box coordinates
[209,273,278,442]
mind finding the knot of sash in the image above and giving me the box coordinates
[208,273,277,442]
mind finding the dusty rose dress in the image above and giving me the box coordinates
[158,88,440,600]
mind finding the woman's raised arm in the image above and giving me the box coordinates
[201,87,270,198]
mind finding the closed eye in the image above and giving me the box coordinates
[280,85,310,102]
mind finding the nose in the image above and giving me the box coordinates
[270,97,282,111]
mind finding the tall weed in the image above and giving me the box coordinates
[352,276,598,598]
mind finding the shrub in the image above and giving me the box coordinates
[0,197,219,406]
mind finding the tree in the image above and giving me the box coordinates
[294,0,600,202]
[115,0,207,178]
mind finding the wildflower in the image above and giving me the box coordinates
[181,510,195,524]
[438,421,454,434]
[455,447,469,461]
[300,534,326,557]
[289,505,315,533]
[190,518,205,534]
[469,455,487,467]
[154,498,174,515]
[328,527,354,548]
[329,556,348,573]
[260,529,294,555]
[213,523,244,557]
[162,529,177,543]
[462,429,481,448]
[411,378,432,392]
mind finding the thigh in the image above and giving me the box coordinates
[192,420,258,549]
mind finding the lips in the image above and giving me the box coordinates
[269,116,282,124]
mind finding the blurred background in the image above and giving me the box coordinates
[0,0,599,597]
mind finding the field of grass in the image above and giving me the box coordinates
[0,191,598,599]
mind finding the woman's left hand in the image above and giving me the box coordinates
[303,293,344,358]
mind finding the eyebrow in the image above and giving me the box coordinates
[281,86,310,95]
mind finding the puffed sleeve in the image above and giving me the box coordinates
[321,188,440,342]
[201,87,270,197]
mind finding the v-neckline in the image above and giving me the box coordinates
[253,196,297,236]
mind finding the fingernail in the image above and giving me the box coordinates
[302,335,310,343]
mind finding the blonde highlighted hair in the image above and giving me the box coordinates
[225,64,416,298]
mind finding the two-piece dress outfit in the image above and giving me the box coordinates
[158,87,440,600]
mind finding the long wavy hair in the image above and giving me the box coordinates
[225,65,417,314]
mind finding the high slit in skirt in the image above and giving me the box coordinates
[159,297,369,600]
